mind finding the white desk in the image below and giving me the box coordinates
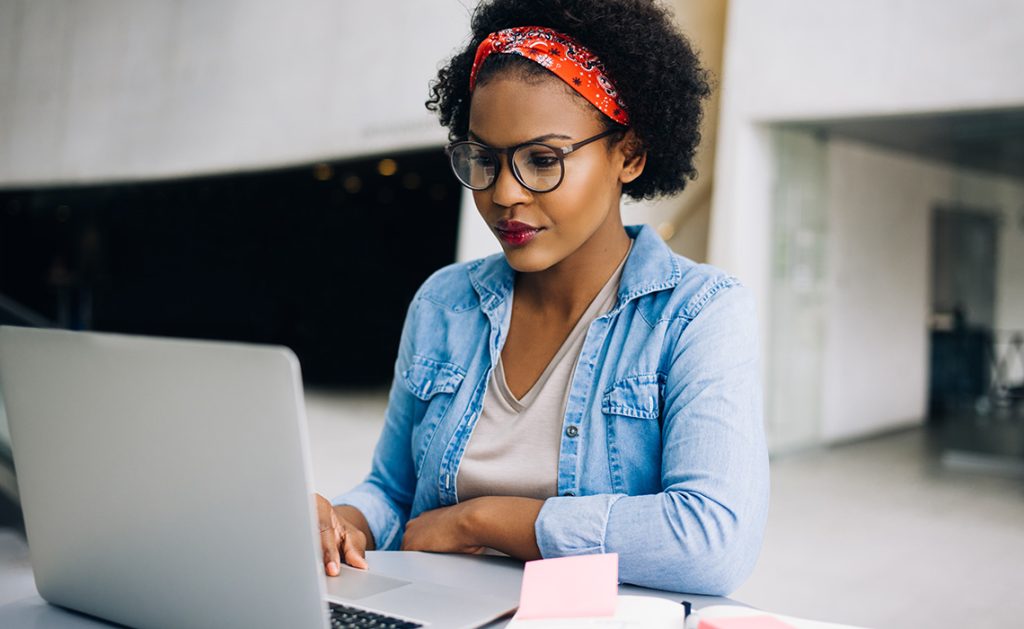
[0,528,745,627]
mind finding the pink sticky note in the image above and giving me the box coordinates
[513,553,619,620]
[699,615,797,629]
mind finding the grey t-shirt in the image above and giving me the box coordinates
[456,241,632,503]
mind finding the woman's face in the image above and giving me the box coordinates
[467,74,641,273]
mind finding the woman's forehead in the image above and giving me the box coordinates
[468,75,602,144]
[467,129,572,148]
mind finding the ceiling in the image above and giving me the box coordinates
[787,107,1024,180]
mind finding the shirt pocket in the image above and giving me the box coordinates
[601,373,663,494]
[402,354,466,477]
[601,373,663,420]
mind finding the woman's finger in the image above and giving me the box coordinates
[320,526,341,576]
[341,530,368,570]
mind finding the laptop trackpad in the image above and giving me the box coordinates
[326,565,411,600]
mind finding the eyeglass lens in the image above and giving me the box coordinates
[449,143,563,192]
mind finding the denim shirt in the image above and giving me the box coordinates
[332,223,769,595]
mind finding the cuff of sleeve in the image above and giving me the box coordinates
[331,482,403,551]
[534,494,626,558]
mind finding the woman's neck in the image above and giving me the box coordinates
[513,218,632,322]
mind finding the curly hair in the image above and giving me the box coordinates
[425,0,711,200]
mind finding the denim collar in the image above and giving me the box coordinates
[467,223,681,314]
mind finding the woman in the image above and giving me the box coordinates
[315,0,768,595]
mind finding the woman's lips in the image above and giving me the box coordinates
[495,220,542,246]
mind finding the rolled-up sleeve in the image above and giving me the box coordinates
[534,283,769,595]
[332,295,423,551]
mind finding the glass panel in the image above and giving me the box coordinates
[767,128,828,451]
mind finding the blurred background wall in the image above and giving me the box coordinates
[0,1,461,183]
[0,1,479,393]
[711,0,1024,450]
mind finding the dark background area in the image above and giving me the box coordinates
[0,148,461,386]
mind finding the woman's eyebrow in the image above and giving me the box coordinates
[467,130,573,146]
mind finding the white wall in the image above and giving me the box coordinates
[0,0,471,186]
[819,138,1024,441]
[713,0,1024,444]
[821,141,939,441]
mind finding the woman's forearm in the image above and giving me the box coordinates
[466,496,545,561]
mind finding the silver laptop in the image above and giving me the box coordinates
[0,326,519,628]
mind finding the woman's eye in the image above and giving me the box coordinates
[528,155,559,169]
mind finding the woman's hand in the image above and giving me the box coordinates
[403,497,544,560]
[400,501,487,555]
[315,493,369,575]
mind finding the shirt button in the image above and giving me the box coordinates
[563,491,575,497]
[565,425,579,438]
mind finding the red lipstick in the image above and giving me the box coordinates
[495,220,542,247]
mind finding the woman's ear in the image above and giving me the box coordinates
[617,129,647,184]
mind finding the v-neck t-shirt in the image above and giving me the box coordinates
[456,241,632,503]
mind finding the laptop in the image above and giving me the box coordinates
[0,325,520,628]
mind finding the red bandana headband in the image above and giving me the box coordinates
[468,25,630,126]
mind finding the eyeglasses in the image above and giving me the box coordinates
[445,127,621,193]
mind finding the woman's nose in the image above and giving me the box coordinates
[490,158,533,207]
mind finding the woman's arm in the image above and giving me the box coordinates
[466,496,544,560]
[399,495,543,559]
[533,284,770,595]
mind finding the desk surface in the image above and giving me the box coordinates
[0,528,744,628]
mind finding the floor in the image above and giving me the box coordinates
[304,389,1024,629]
[730,428,1024,629]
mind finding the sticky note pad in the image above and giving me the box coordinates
[699,615,798,629]
[513,553,619,620]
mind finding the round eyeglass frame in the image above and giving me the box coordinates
[444,127,622,193]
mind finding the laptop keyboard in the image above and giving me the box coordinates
[329,602,424,628]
